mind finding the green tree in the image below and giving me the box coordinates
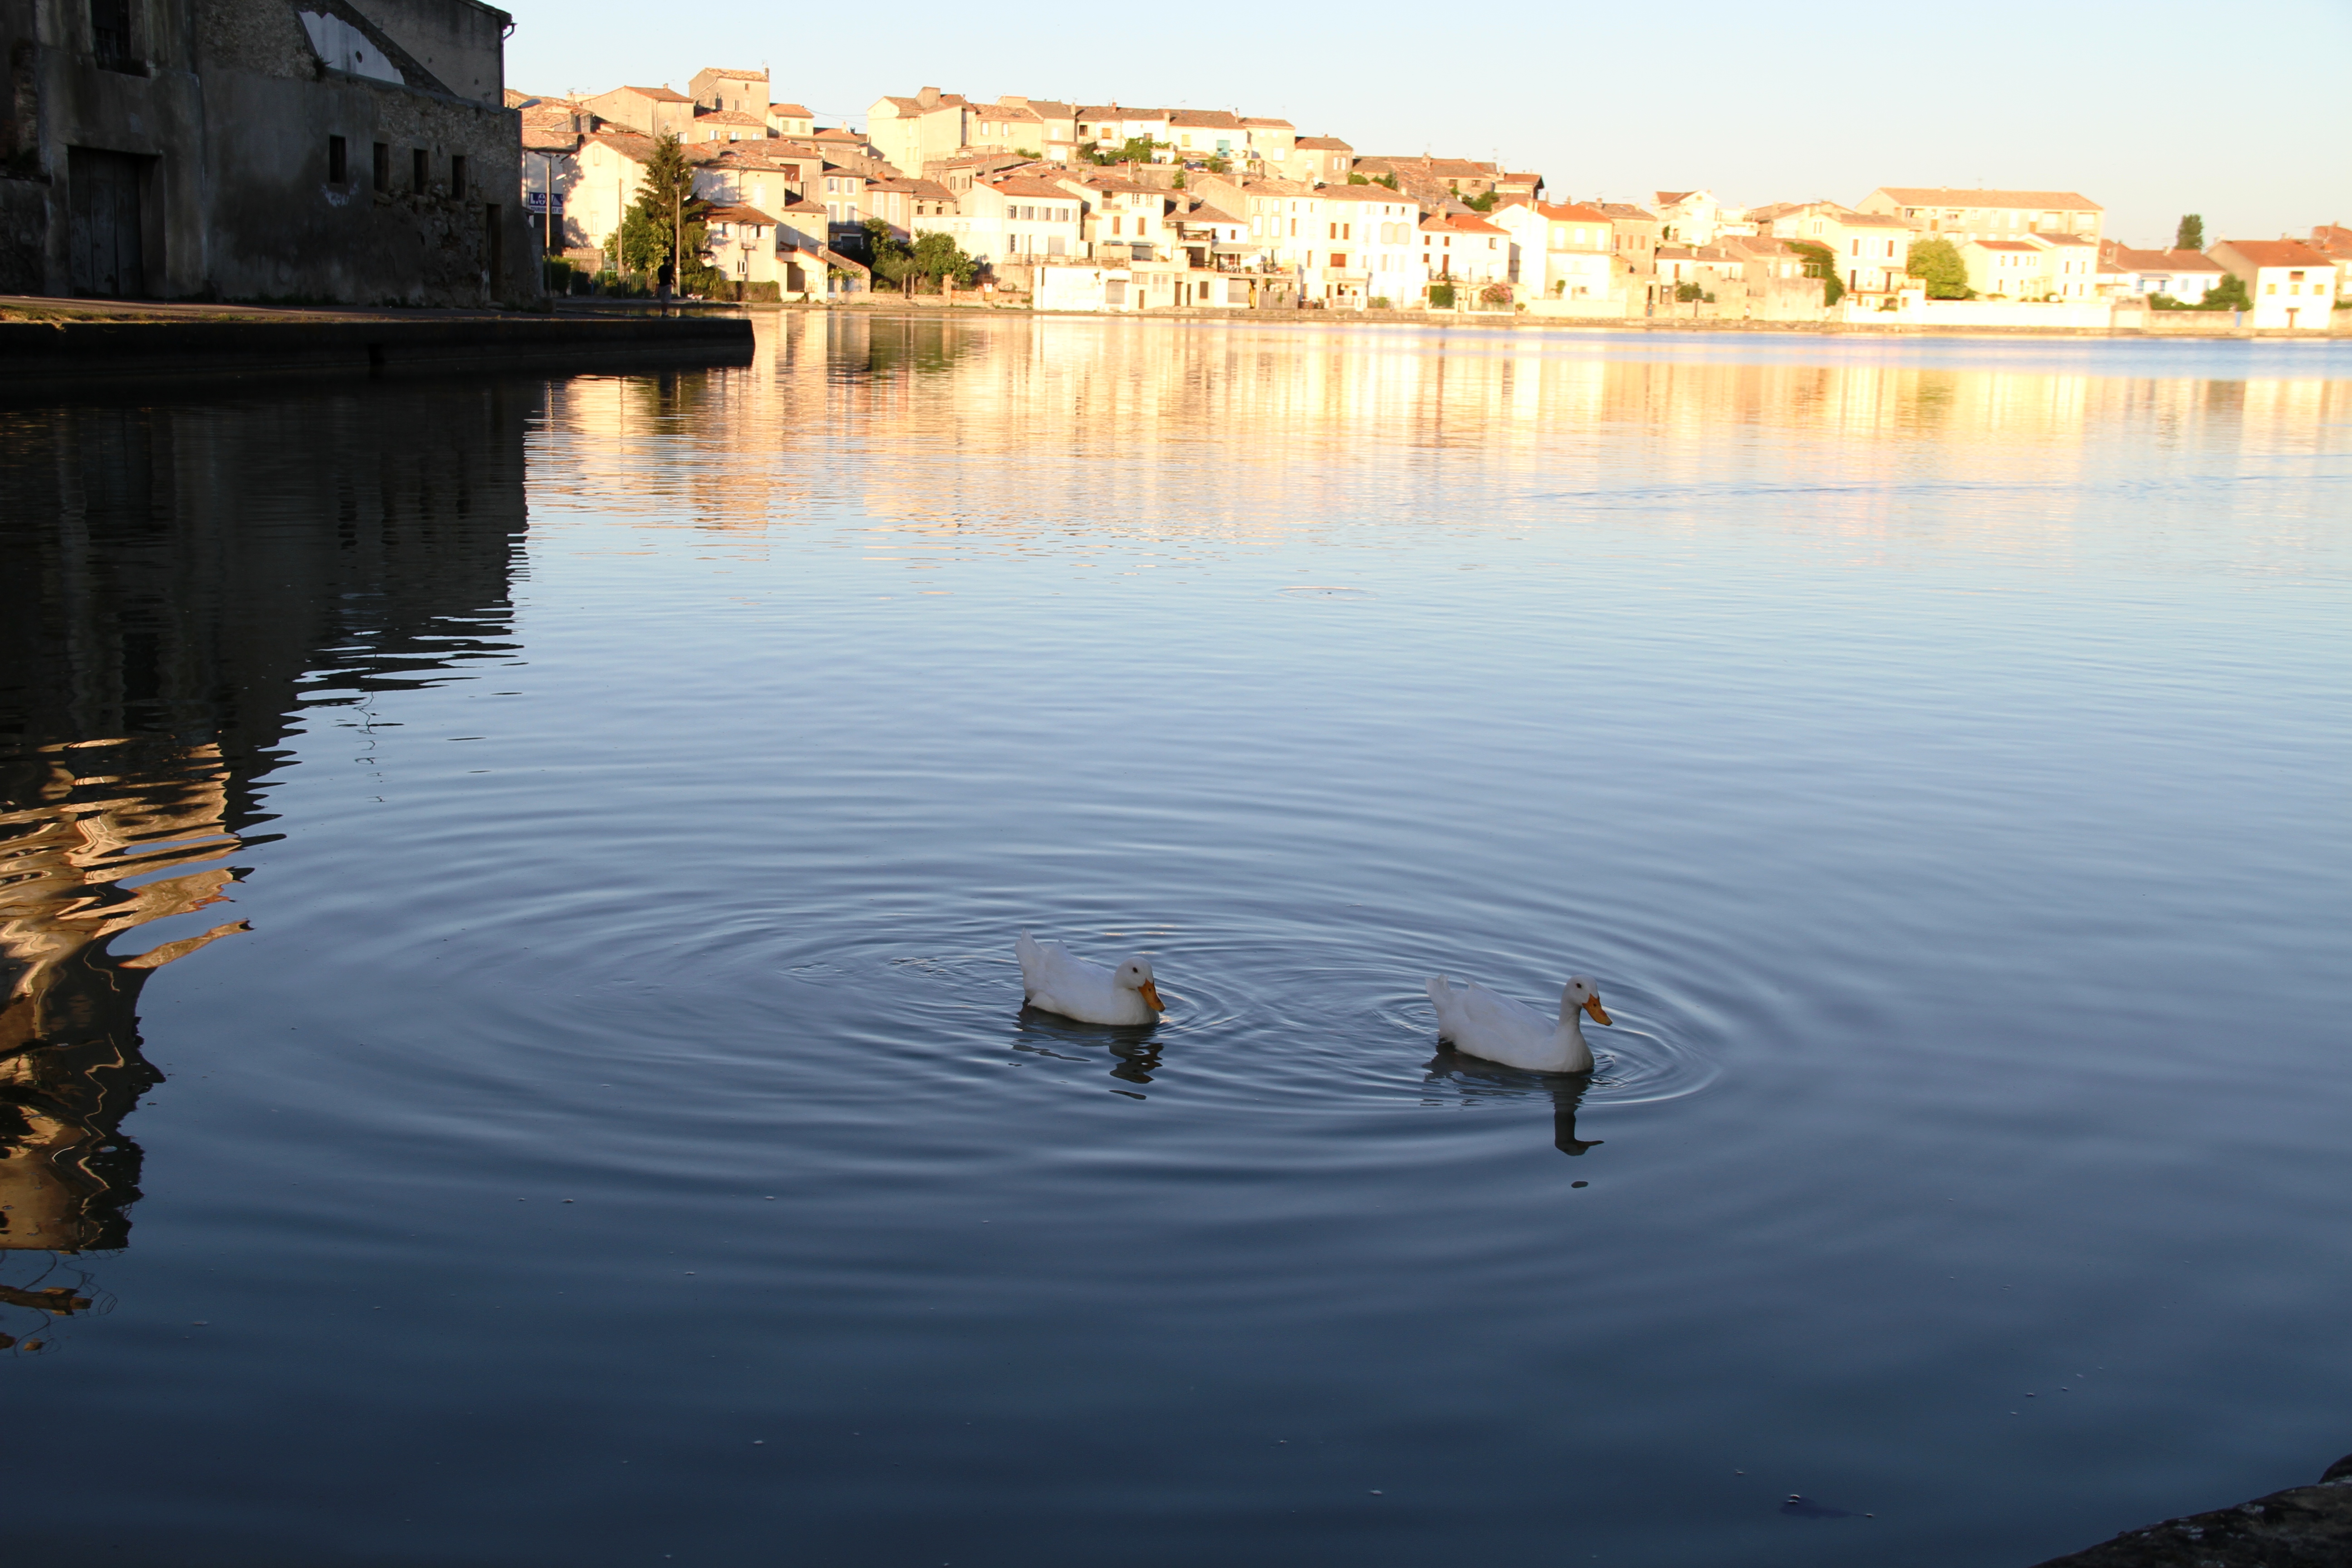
[1347,172,1370,185]
[862,217,917,294]
[2201,272,2251,311]
[1464,190,1498,213]
[608,132,710,290]
[1905,237,1972,299]
[2175,213,2204,252]
[911,230,979,290]
[1205,155,1230,174]
[1099,134,1158,165]
[1374,172,1399,191]
[1787,239,1844,305]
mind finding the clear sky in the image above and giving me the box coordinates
[505,0,2352,248]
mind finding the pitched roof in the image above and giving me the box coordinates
[2027,231,2097,247]
[1534,202,1613,223]
[1873,187,2101,211]
[1836,212,1912,229]
[1294,136,1352,150]
[769,102,813,117]
[706,204,779,225]
[1596,202,1657,221]
[614,85,692,103]
[988,176,1083,199]
[1239,116,1293,128]
[2214,239,2332,268]
[1656,190,1695,206]
[2311,223,2352,254]
[1971,240,2042,253]
[584,131,658,160]
[694,110,768,127]
[697,66,765,81]
[1181,205,1245,224]
[1421,213,1506,235]
[1169,109,1244,127]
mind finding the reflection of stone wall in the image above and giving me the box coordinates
[0,380,537,1254]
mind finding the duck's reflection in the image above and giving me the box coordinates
[1425,1052,1604,1157]
[1013,1008,1165,1091]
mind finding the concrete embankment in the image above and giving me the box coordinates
[2030,1453,2352,1566]
[0,301,752,386]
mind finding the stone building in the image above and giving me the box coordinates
[0,0,536,304]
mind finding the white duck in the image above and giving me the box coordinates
[1427,973,1612,1073]
[1016,932,1166,1026]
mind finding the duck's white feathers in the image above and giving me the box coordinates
[1017,931,1157,1027]
[1427,974,1594,1074]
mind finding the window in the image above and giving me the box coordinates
[372,142,389,188]
[90,0,138,69]
[451,155,466,196]
[328,135,348,183]
[413,148,429,192]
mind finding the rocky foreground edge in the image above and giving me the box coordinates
[2031,1454,2352,1567]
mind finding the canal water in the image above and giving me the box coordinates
[3,317,2348,1567]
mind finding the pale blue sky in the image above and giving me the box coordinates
[505,0,2351,248]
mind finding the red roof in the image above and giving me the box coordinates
[2215,239,2332,269]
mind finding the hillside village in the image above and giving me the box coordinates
[514,69,2351,330]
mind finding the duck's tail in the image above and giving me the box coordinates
[1015,930,1044,997]
[1426,974,1455,1039]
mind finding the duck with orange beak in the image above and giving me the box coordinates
[1016,932,1166,1026]
[1427,972,1612,1073]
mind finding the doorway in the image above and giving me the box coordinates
[68,147,148,296]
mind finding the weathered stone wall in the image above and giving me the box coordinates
[346,0,500,105]
[0,0,533,305]
[197,59,530,304]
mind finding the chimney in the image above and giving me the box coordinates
[917,86,941,107]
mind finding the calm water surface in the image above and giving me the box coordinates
[4,318,2349,1566]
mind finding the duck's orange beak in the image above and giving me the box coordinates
[1139,981,1165,1012]
[1582,995,1612,1025]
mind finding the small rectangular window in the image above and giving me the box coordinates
[328,136,348,183]
[413,148,428,192]
[372,142,389,188]
[450,155,467,197]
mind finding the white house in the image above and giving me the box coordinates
[2210,240,2342,330]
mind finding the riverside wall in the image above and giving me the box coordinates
[0,309,753,385]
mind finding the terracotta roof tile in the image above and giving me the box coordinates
[1874,186,2101,211]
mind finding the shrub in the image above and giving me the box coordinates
[1369,296,1393,309]
[1479,282,1512,308]
[2203,273,2252,312]
[743,280,781,303]
[1787,240,1843,305]
[1905,238,1972,299]
[1428,283,1456,309]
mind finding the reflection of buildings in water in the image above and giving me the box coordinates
[531,315,2352,567]
[0,739,245,1254]
[0,385,535,1284]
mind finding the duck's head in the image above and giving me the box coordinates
[1113,957,1165,1012]
[1561,976,1611,1026]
